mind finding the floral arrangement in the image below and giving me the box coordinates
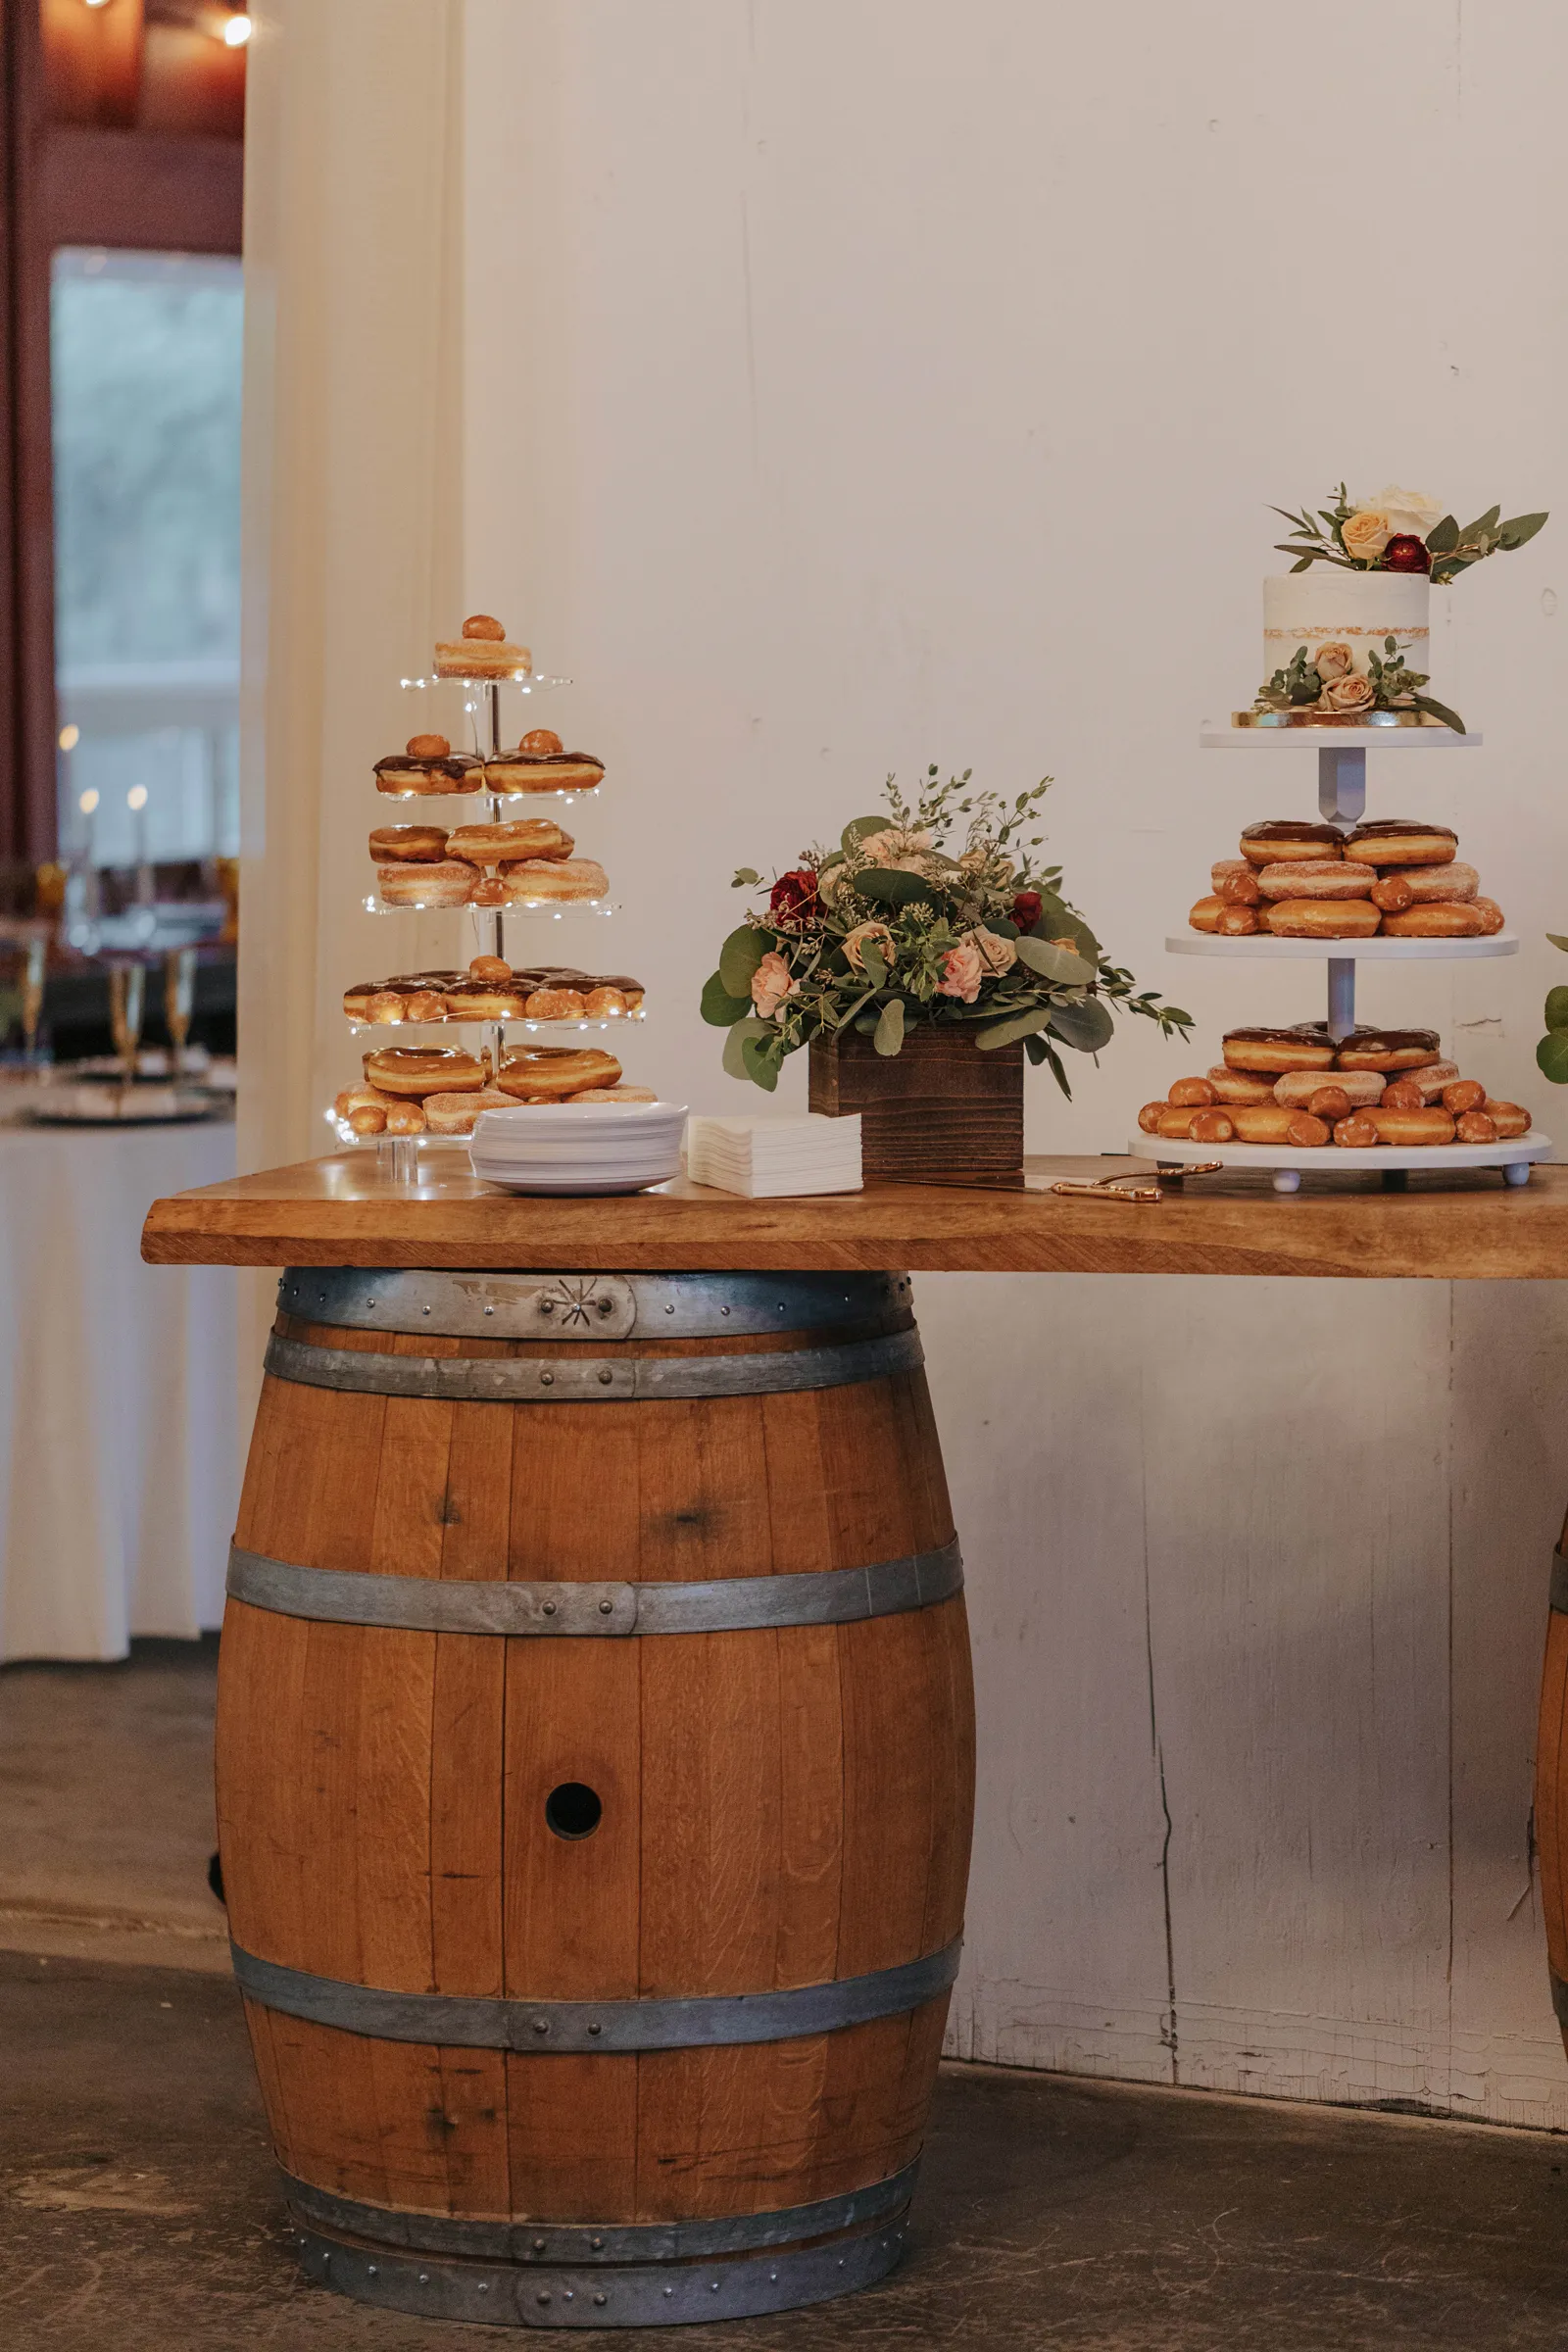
[1537,935,1568,1084]
[1271,483,1546,583]
[1256,633,1465,733]
[701,768,1190,1095]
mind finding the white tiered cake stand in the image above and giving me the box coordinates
[1129,727,1554,1193]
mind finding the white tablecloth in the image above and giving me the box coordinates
[0,1119,238,1660]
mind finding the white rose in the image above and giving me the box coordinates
[1359,484,1446,540]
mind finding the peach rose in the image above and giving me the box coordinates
[1312,640,1353,680]
[1321,672,1374,712]
[937,941,985,1004]
[965,925,1017,976]
[750,950,797,1019]
[858,825,933,868]
[843,919,896,972]
[1342,509,1392,564]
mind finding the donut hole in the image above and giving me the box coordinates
[545,1782,603,1841]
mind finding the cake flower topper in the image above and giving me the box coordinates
[702,767,1191,1095]
[1272,484,1546,584]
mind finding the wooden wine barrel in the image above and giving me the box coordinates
[216,1267,973,2328]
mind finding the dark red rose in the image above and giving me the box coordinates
[768,867,818,921]
[1010,889,1043,934]
[1383,534,1431,574]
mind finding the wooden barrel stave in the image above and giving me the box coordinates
[216,1273,972,2304]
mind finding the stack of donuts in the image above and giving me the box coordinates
[343,956,644,1027]
[373,724,606,800]
[334,1040,657,1139]
[370,814,608,908]
[1139,1024,1530,1151]
[1190,817,1504,941]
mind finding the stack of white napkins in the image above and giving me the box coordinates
[686,1113,861,1199]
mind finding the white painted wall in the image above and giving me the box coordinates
[452,0,1568,2122]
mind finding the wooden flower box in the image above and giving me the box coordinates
[808,1025,1024,1184]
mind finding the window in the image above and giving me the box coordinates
[51,246,243,867]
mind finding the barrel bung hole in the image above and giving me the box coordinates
[545,1782,603,1840]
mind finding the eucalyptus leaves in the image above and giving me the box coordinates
[701,767,1190,1095]
[1537,935,1568,1084]
[1273,483,1546,583]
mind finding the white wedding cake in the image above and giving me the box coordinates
[1262,570,1429,686]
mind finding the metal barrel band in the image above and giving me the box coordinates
[281,2158,920,2266]
[225,1537,963,1640]
[1550,1548,1568,1617]
[277,1267,913,1343]
[1552,1970,1568,2033]
[232,1935,961,2054]
[294,2207,909,2328]
[263,1324,923,1404]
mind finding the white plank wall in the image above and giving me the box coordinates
[458,0,1568,2121]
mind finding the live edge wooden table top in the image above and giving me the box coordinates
[141,1151,1568,1280]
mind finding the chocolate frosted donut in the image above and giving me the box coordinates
[1334,1025,1442,1072]
[1222,1022,1337,1074]
[1345,818,1457,866]
[1241,819,1346,866]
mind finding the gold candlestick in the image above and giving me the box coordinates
[108,964,145,1100]
[165,947,196,1081]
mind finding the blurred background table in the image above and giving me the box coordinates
[0,1115,238,1661]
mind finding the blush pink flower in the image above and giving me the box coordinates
[750,950,797,1019]
[937,941,984,1004]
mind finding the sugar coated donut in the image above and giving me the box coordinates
[1274,1068,1384,1110]
[1376,859,1479,906]
[1256,859,1377,902]
[1240,820,1345,866]
[1362,1105,1456,1146]
[425,1087,515,1136]
[1168,1077,1218,1107]
[1407,1061,1461,1102]
[1223,1024,1335,1074]
[1472,897,1505,935]
[1485,1101,1531,1138]
[376,860,476,907]
[369,824,450,862]
[571,1086,660,1103]
[496,1047,622,1100]
[1206,1065,1278,1104]
[1380,903,1486,938]
[1345,820,1457,866]
[1266,899,1381,940]
[445,819,574,865]
[364,1046,485,1098]
[1212,860,1262,905]
[503,858,609,904]
[1334,1027,1441,1072]
[1190,897,1223,933]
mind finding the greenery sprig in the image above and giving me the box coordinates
[1272,482,1546,584]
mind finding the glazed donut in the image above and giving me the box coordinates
[1334,1027,1441,1072]
[470,874,510,907]
[1230,1103,1329,1145]
[1212,860,1262,905]
[384,1101,427,1135]
[503,858,609,904]
[1215,904,1262,936]
[365,991,407,1024]
[1156,1107,1203,1138]
[1362,1105,1457,1147]
[376,860,476,908]
[469,956,512,983]
[364,1046,486,1099]
[1240,820,1345,866]
[1484,1101,1531,1138]
[1380,903,1487,939]
[1471,897,1505,936]
[442,981,528,1019]
[1205,1065,1278,1105]
[1223,1024,1336,1074]
[1256,859,1377,902]
[1273,1068,1384,1110]
[334,1084,397,1120]
[1302,1086,1351,1122]
[1454,1111,1498,1144]
[1345,819,1457,866]
[524,988,588,1021]
[444,819,574,865]
[1168,1077,1218,1107]
[1267,899,1381,940]
[1369,873,1414,913]
[373,738,483,797]
[571,1086,660,1103]
[434,616,532,680]
[584,987,633,1018]
[521,728,563,755]
[1376,859,1479,906]
[1137,1102,1167,1133]
[1407,1061,1461,1102]
[1188,1108,1235,1144]
[1441,1079,1487,1114]
[1334,1114,1381,1149]
[348,1104,386,1137]
[403,990,448,1022]
[424,1086,515,1136]
[495,1047,622,1100]
[1189,896,1224,934]
[1379,1079,1426,1110]
[368,824,449,862]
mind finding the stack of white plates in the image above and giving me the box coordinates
[469,1102,688,1195]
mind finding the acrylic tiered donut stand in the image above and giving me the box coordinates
[1129,723,1554,1193]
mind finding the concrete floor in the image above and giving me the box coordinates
[5,1643,1568,2348]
